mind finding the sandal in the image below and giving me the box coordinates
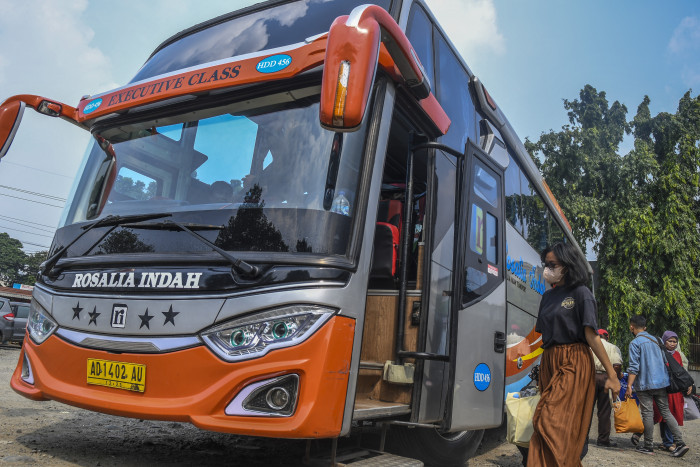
[631,433,641,446]
[660,444,676,452]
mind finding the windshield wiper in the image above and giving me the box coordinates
[137,219,260,278]
[41,212,172,276]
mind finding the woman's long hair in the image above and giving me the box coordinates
[540,242,590,287]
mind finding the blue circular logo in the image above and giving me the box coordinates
[83,98,103,115]
[473,363,491,391]
[256,54,292,73]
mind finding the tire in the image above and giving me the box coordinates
[387,426,484,466]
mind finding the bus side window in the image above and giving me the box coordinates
[505,153,524,234]
[406,4,435,95]
[463,154,503,305]
[521,179,548,252]
[435,31,476,152]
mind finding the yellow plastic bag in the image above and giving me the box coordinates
[506,392,540,447]
[613,396,644,433]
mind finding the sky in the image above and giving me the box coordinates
[0,0,699,257]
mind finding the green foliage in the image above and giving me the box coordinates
[0,232,26,285]
[0,232,48,286]
[529,86,700,354]
[114,175,156,200]
[23,251,48,285]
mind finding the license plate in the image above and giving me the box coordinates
[87,358,146,393]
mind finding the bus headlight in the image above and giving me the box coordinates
[27,299,58,344]
[201,305,336,362]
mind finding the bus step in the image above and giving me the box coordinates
[341,452,423,466]
[307,449,423,466]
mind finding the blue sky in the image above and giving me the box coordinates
[0,0,698,256]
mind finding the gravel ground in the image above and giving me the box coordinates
[1,344,698,466]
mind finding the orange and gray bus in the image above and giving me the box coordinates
[0,1,586,464]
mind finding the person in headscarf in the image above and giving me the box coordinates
[655,331,688,452]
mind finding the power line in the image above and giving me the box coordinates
[0,160,73,179]
[17,239,52,249]
[0,215,55,233]
[0,192,64,208]
[0,184,66,202]
[0,223,54,238]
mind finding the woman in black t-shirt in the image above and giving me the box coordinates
[527,242,620,466]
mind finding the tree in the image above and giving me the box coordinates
[22,251,49,285]
[528,86,700,352]
[0,232,27,285]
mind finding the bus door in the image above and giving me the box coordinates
[445,140,507,431]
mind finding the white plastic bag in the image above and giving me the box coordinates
[506,392,540,447]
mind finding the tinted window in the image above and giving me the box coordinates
[435,33,474,152]
[548,215,566,245]
[132,0,392,82]
[16,305,29,318]
[521,178,548,252]
[405,5,435,90]
[505,153,523,233]
[474,163,498,207]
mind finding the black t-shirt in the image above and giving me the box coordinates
[535,284,598,349]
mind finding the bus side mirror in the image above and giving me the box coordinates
[320,5,431,132]
[0,100,25,159]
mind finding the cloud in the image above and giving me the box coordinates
[0,0,117,102]
[667,16,700,88]
[668,16,700,55]
[426,0,505,59]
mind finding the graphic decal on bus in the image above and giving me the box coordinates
[473,363,491,391]
[83,98,102,114]
[256,54,292,73]
[71,272,203,289]
[471,205,484,255]
[504,327,544,396]
[505,243,545,295]
[104,66,241,109]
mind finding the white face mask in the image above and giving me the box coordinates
[543,266,565,285]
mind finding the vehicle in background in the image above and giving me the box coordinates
[9,302,30,343]
[0,297,13,344]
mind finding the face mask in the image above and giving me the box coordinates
[543,266,564,284]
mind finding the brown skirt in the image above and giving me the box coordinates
[528,342,595,467]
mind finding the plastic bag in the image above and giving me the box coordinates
[684,395,700,421]
[613,396,644,433]
[506,391,540,447]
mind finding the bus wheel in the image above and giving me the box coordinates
[387,426,484,466]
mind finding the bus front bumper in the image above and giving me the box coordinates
[11,316,355,439]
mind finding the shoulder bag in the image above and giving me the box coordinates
[641,335,694,394]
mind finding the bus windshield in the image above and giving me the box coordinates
[60,87,368,258]
[131,0,392,83]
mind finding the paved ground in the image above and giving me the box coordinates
[1,344,698,466]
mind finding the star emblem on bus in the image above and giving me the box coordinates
[139,308,154,329]
[162,306,179,326]
[88,306,100,325]
[72,302,83,320]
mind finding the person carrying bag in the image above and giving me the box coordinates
[613,393,644,433]
[639,334,694,394]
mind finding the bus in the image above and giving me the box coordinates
[0,1,587,464]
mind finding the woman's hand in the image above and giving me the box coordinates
[605,375,621,399]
